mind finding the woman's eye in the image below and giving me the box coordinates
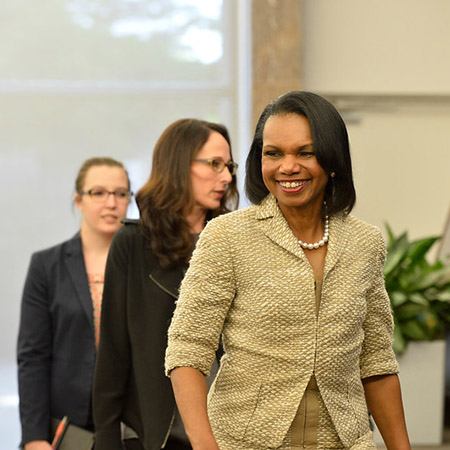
[91,190,105,197]
[263,150,280,157]
[299,151,315,158]
[211,159,222,169]
[116,191,128,199]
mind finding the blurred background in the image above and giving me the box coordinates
[1,0,449,447]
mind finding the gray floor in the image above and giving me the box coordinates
[414,428,450,450]
[380,428,450,450]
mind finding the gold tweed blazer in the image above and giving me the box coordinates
[165,195,399,449]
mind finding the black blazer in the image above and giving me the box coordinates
[17,234,95,445]
[93,220,186,450]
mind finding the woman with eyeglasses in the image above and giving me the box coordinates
[17,157,132,450]
[92,118,238,450]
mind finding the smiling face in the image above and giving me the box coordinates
[75,165,130,237]
[190,130,233,215]
[261,113,329,216]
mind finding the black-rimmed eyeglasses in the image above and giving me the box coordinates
[78,188,133,203]
[193,159,238,176]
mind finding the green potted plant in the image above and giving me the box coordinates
[383,224,450,355]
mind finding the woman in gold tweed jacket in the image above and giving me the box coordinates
[165,91,410,449]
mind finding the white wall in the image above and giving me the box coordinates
[303,0,450,443]
[303,0,450,95]
[345,98,450,242]
[303,0,450,243]
[0,2,251,447]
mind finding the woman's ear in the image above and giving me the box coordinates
[74,193,83,212]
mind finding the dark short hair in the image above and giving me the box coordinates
[245,91,356,216]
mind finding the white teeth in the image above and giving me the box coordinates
[279,180,307,188]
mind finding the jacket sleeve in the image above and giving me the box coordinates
[17,252,53,444]
[165,218,236,376]
[359,229,399,379]
[93,227,131,449]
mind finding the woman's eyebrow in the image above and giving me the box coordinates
[262,143,314,150]
[298,143,314,150]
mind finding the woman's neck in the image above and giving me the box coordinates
[80,226,114,274]
[80,226,113,252]
[280,203,325,243]
[280,204,328,281]
[185,207,207,234]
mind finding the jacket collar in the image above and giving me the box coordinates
[64,233,94,327]
[254,194,349,279]
[255,194,306,260]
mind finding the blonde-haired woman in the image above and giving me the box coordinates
[17,157,132,449]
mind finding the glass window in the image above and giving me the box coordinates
[0,2,250,446]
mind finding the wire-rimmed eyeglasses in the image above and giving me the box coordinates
[193,158,238,176]
[78,187,133,203]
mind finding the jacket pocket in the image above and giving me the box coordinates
[349,429,377,449]
[347,378,371,439]
[242,379,301,448]
[207,368,261,441]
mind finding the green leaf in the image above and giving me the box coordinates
[401,320,430,340]
[395,303,426,321]
[384,224,450,345]
[393,324,406,355]
[433,290,450,302]
[416,310,440,337]
[408,292,429,306]
[385,222,396,247]
[410,266,450,291]
[438,309,450,323]
[406,236,440,264]
[390,291,408,307]
[398,268,423,293]
[384,232,409,277]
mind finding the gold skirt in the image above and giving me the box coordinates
[290,376,319,449]
[289,375,344,449]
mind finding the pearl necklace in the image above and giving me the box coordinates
[298,216,329,250]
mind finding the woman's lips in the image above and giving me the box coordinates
[102,214,119,223]
[278,179,309,193]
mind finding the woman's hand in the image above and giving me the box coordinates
[192,434,220,450]
[170,367,219,449]
[363,374,411,449]
[192,439,220,450]
[24,441,52,450]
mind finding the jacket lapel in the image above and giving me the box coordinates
[323,215,349,280]
[255,195,349,275]
[255,195,308,261]
[64,234,94,327]
[144,243,184,300]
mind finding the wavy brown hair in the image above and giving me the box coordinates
[136,118,239,269]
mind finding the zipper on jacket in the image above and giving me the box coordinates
[312,329,318,376]
[161,410,175,448]
[312,280,319,375]
[312,306,319,375]
[149,274,178,299]
[302,390,307,447]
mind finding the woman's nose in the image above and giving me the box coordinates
[105,192,118,207]
[280,156,301,174]
[221,166,233,184]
